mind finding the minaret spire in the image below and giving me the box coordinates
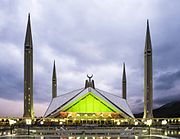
[23,13,34,118]
[24,13,33,48]
[52,60,57,98]
[145,20,152,50]
[143,20,153,118]
[122,63,126,99]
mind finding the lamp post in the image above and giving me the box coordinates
[26,119,32,135]
[146,119,152,135]
[9,119,16,134]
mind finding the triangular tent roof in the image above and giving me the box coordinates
[44,87,134,118]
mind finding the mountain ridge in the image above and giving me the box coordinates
[134,101,180,118]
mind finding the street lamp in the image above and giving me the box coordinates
[146,119,152,135]
[40,121,44,125]
[161,120,167,125]
[9,119,16,134]
[26,119,32,135]
[134,121,138,126]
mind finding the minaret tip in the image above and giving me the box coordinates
[28,13,30,19]
[122,63,127,99]
[147,19,150,30]
[145,19,152,50]
[53,60,56,75]
[24,13,33,47]
[123,62,126,76]
[52,60,57,98]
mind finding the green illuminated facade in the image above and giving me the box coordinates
[64,92,119,113]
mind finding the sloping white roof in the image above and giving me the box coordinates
[44,87,134,118]
[44,88,84,117]
[95,88,134,118]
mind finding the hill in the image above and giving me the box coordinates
[134,101,180,118]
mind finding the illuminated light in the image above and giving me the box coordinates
[104,119,106,121]
[77,137,80,139]
[100,113,104,117]
[25,119,32,125]
[135,136,138,139]
[77,114,80,117]
[92,137,95,139]
[40,121,44,125]
[68,113,72,117]
[164,131,167,136]
[100,136,103,139]
[117,121,120,125]
[108,114,111,117]
[68,137,73,139]
[92,114,95,117]
[59,121,63,125]
[134,121,138,125]
[9,119,16,125]
[146,119,152,126]
[161,120,167,125]
[107,136,111,139]
[85,137,88,139]
[84,114,88,117]
[40,136,44,139]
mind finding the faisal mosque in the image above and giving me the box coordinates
[23,14,153,121]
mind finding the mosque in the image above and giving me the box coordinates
[23,14,153,121]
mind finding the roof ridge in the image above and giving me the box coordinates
[55,88,84,98]
[95,88,122,98]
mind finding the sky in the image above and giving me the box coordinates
[0,0,180,117]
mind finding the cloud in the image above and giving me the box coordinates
[0,0,180,116]
[0,98,48,117]
[155,70,180,90]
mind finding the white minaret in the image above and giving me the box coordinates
[23,14,34,118]
[122,63,126,99]
[143,20,153,118]
[52,61,57,98]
